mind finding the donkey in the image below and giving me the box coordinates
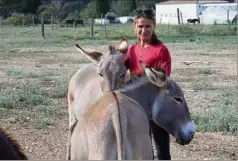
[0,127,28,160]
[187,18,200,25]
[70,62,195,160]
[67,37,128,159]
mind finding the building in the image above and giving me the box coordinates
[155,0,237,25]
[201,3,237,24]
[115,16,135,24]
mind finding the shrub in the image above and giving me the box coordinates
[4,13,39,26]
[105,12,116,20]
[8,13,25,26]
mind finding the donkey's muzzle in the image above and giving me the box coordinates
[176,131,195,145]
[176,120,195,145]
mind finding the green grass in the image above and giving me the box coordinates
[6,69,25,77]
[191,81,218,91]
[0,24,237,53]
[192,87,237,134]
[50,79,69,99]
[0,89,18,109]
[198,69,214,75]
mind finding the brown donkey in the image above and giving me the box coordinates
[67,37,129,159]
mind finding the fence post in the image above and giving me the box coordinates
[177,8,181,32]
[51,15,54,30]
[41,15,45,39]
[180,12,183,24]
[227,9,230,33]
[90,19,94,38]
[177,8,181,25]
[104,25,107,39]
[32,15,35,28]
[101,13,103,29]
[0,17,3,31]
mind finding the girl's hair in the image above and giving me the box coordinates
[134,13,162,45]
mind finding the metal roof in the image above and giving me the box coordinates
[156,0,232,5]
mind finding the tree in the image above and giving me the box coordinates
[80,0,97,19]
[22,0,41,14]
[0,0,24,18]
[37,1,71,26]
[96,0,109,17]
[112,0,137,17]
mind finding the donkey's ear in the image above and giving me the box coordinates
[116,36,128,54]
[139,61,146,72]
[109,45,116,53]
[76,44,103,65]
[145,67,167,87]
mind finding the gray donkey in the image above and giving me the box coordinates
[70,62,195,160]
[67,37,129,159]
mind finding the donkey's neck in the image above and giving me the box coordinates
[119,76,157,118]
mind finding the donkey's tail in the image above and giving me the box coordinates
[111,91,124,160]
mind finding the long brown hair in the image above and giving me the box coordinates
[134,13,162,45]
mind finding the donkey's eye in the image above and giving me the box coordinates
[120,74,126,79]
[99,73,103,77]
[174,97,183,103]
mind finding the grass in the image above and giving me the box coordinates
[0,89,18,109]
[0,24,237,53]
[198,68,214,75]
[50,79,69,99]
[192,86,237,134]
[192,81,218,91]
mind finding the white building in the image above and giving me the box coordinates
[116,16,135,24]
[155,0,237,25]
[94,18,110,25]
[201,3,237,24]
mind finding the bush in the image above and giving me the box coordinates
[105,12,116,21]
[8,13,25,26]
[3,13,39,26]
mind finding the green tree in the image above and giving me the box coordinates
[112,0,137,17]
[0,0,24,18]
[96,0,109,17]
[37,1,70,26]
[22,0,41,14]
[80,0,97,19]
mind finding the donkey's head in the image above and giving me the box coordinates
[141,62,195,145]
[76,37,128,92]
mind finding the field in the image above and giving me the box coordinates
[0,23,237,160]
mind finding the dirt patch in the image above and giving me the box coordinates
[1,121,237,160]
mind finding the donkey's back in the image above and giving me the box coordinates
[70,91,153,160]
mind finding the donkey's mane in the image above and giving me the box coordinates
[0,127,28,160]
[119,74,149,92]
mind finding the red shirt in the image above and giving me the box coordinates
[124,43,171,77]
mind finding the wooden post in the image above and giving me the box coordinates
[90,19,94,38]
[100,13,103,29]
[227,10,230,32]
[180,12,183,24]
[177,8,181,32]
[32,15,35,28]
[41,15,45,39]
[0,17,3,31]
[104,25,107,39]
[51,15,54,30]
[177,8,181,25]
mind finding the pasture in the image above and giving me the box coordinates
[0,23,237,160]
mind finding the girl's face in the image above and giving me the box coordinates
[134,17,155,42]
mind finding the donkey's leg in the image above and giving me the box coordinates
[66,100,78,160]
